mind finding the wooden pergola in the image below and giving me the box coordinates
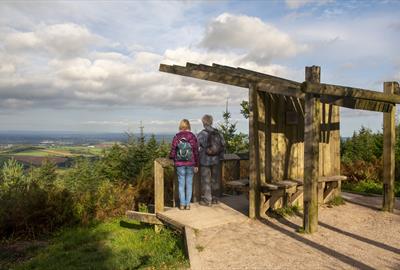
[159,62,400,233]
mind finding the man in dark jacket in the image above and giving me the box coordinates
[197,114,225,206]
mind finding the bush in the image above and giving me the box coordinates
[0,159,75,239]
[340,125,400,196]
[0,134,171,240]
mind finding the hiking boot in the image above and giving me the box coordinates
[179,205,185,210]
[199,200,211,207]
[211,198,219,204]
[185,205,191,210]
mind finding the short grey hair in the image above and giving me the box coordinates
[202,114,213,126]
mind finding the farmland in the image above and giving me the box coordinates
[0,144,112,168]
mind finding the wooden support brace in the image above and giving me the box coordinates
[323,181,338,203]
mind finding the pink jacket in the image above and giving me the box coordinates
[169,130,199,167]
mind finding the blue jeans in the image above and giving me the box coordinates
[176,166,194,206]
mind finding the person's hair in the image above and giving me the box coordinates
[202,114,213,127]
[179,119,191,131]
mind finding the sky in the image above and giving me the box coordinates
[0,0,400,136]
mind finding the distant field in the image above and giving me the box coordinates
[12,150,54,157]
[0,145,112,168]
[1,145,107,158]
[48,146,105,156]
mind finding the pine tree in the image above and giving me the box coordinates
[218,99,248,153]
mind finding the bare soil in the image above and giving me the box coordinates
[194,193,400,270]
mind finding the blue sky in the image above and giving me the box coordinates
[0,0,399,136]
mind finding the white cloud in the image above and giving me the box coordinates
[4,23,101,57]
[0,12,305,112]
[200,13,307,64]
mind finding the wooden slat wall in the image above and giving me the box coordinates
[258,91,340,182]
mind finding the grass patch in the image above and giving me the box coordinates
[12,150,51,157]
[195,245,204,252]
[327,195,345,207]
[4,219,188,270]
[270,204,301,218]
[343,180,400,197]
[296,227,306,234]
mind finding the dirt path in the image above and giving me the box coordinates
[193,193,400,270]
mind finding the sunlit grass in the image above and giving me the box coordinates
[7,219,188,270]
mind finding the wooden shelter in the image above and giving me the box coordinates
[159,62,400,233]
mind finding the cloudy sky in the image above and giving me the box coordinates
[0,0,399,136]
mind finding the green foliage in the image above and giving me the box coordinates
[327,195,345,206]
[0,133,170,239]
[7,219,187,270]
[0,159,75,239]
[240,100,249,119]
[341,126,383,164]
[271,204,301,218]
[341,124,400,197]
[218,101,249,154]
[342,180,400,197]
[1,159,26,191]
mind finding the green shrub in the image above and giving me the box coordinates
[271,204,301,218]
[341,125,400,196]
[0,134,171,240]
[0,159,75,239]
[327,195,345,206]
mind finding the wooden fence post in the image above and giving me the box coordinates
[154,159,164,214]
[249,83,260,219]
[303,66,321,233]
[383,82,398,212]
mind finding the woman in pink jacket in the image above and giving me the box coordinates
[169,119,199,210]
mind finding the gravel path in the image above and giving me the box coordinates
[194,193,400,270]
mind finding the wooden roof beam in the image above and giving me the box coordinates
[160,63,304,98]
[303,81,400,104]
[184,63,303,98]
[212,63,301,89]
[321,95,393,113]
[159,64,249,88]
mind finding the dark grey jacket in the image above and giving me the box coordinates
[197,125,225,166]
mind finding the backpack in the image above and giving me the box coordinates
[176,138,193,161]
[206,129,224,156]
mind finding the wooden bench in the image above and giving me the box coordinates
[259,175,347,217]
[260,180,302,217]
[318,175,348,203]
[225,178,249,195]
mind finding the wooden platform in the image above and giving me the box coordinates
[157,195,249,230]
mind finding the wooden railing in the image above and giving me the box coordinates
[154,154,249,214]
[154,158,173,214]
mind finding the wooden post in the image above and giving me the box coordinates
[249,83,260,219]
[303,66,321,233]
[154,159,164,213]
[383,82,398,212]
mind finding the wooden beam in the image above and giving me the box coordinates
[160,64,249,88]
[383,82,397,212]
[156,212,185,232]
[303,66,320,234]
[256,81,304,98]
[321,95,393,113]
[303,81,400,105]
[211,63,301,89]
[184,227,202,270]
[185,63,303,97]
[154,159,165,214]
[126,211,163,225]
[249,83,260,219]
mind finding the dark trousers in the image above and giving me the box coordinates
[200,164,220,203]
